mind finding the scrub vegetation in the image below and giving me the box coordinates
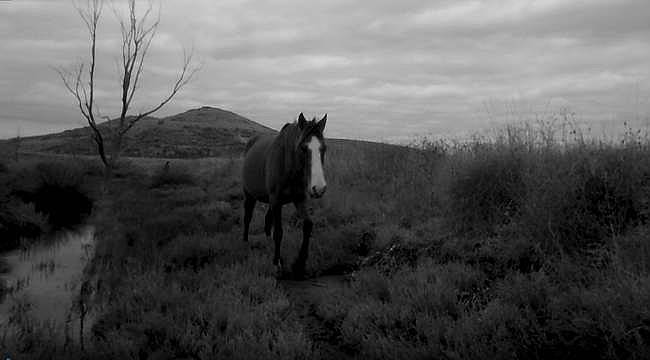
[1,119,650,359]
[0,158,97,251]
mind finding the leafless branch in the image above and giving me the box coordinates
[121,48,198,135]
[58,0,197,171]
[55,65,87,120]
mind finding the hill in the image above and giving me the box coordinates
[5,107,403,159]
[11,107,277,158]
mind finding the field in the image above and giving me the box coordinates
[1,120,650,359]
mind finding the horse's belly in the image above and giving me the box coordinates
[242,164,268,201]
[242,136,273,202]
[246,186,269,203]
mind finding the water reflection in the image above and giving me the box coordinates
[0,226,95,339]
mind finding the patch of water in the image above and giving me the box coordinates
[0,226,95,340]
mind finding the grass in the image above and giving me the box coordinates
[70,160,313,359]
[0,158,98,251]
[149,162,197,188]
[2,119,650,359]
[306,122,650,360]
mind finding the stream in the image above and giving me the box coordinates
[0,226,95,342]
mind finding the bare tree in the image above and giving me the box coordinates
[11,127,21,162]
[57,0,197,173]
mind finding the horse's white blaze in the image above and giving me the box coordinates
[307,136,326,194]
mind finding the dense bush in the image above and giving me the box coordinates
[0,198,49,250]
[519,147,649,254]
[444,138,650,254]
[447,149,525,235]
[0,160,95,249]
[9,160,94,228]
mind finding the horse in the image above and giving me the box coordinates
[242,113,328,277]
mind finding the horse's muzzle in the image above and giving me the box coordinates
[310,185,327,198]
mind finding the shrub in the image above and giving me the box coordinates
[614,225,650,275]
[465,236,544,279]
[317,261,650,360]
[28,162,93,228]
[520,147,650,254]
[313,261,487,359]
[447,148,525,236]
[443,134,650,256]
[0,198,49,250]
[9,161,94,227]
[150,162,196,188]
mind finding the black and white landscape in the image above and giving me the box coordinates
[1,1,649,359]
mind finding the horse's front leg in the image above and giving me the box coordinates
[242,191,256,242]
[292,200,312,278]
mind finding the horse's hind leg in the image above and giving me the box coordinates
[264,207,273,239]
[243,191,256,242]
[271,202,284,269]
[292,201,312,279]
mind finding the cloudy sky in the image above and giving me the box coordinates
[1,0,650,141]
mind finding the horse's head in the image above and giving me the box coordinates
[296,112,327,198]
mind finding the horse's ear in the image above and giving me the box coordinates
[316,114,327,133]
[298,113,307,129]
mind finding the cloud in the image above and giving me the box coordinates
[1,0,650,141]
[238,54,356,74]
[365,83,466,99]
[411,0,570,28]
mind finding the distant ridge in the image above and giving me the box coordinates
[13,107,277,158]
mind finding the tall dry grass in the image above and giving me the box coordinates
[4,118,650,359]
[311,119,650,359]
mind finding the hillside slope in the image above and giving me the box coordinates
[14,107,277,158]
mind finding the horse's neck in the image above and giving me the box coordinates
[276,127,304,182]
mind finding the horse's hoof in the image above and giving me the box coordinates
[274,258,284,276]
[292,261,306,279]
[292,271,306,280]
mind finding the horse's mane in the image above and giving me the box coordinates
[275,119,325,158]
[280,120,323,139]
[245,122,300,154]
[244,135,260,153]
[274,122,303,177]
[278,122,301,143]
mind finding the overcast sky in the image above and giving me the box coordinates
[1,0,650,141]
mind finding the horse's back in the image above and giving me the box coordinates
[242,135,275,202]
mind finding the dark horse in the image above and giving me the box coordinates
[242,113,327,277]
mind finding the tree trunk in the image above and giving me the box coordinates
[111,133,123,168]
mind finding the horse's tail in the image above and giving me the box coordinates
[244,135,260,154]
